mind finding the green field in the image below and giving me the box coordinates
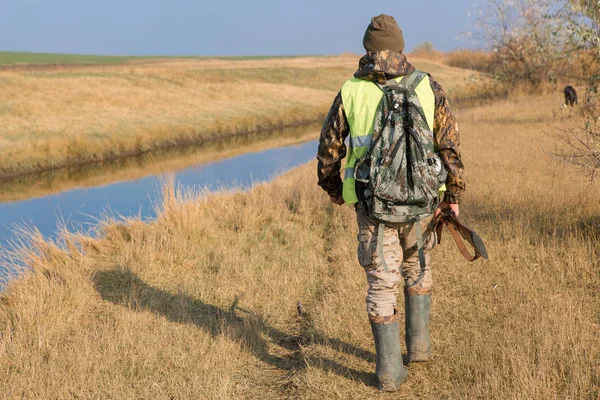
[0,51,319,66]
[0,51,156,66]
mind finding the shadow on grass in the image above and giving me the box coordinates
[92,269,376,390]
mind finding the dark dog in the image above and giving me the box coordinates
[564,85,577,106]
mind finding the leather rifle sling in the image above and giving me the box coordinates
[446,223,479,261]
[435,211,487,262]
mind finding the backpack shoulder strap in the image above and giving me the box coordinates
[403,70,428,91]
[374,70,428,91]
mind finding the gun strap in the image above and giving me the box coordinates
[412,223,427,286]
[435,214,484,262]
[377,223,390,273]
[446,224,479,261]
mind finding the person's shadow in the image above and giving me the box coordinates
[92,269,376,388]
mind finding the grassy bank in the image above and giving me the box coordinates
[0,91,598,398]
[0,55,482,178]
[0,124,320,203]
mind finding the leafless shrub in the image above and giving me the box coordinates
[554,0,600,177]
[465,0,600,176]
[466,0,580,88]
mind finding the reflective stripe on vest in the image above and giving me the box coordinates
[340,74,436,204]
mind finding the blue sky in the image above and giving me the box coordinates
[0,0,483,56]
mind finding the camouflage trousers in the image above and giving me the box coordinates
[356,206,437,321]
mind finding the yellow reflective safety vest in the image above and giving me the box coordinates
[340,74,437,204]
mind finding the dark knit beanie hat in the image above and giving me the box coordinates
[363,14,405,53]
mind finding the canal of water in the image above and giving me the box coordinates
[0,129,320,286]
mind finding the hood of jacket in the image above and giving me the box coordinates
[354,50,415,84]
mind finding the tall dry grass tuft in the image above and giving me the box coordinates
[0,89,599,398]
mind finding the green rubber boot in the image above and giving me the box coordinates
[405,293,432,362]
[370,319,408,391]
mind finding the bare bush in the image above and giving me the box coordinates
[413,41,435,54]
[554,0,600,177]
[554,106,600,178]
[410,41,444,61]
[467,0,578,88]
[466,0,600,176]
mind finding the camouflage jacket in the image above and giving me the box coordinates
[316,50,465,204]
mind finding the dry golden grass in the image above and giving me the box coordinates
[0,55,483,177]
[0,56,353,176]
[0,89,598,399]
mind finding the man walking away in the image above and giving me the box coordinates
[317,14,465,391]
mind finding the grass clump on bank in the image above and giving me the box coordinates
[0,91,598,399]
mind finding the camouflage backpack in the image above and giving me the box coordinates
[354,71,447,224]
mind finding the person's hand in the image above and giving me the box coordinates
[435,201,459,218]
[329,195,345,206]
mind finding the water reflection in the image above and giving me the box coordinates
[0,127,319,254]
[0,124,320,203]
